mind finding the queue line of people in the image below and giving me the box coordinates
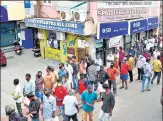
[5,39,163,121]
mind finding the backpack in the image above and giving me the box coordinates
[63,69,69,78]
[141,64,147,75]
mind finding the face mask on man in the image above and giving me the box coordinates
[45,93,50,97]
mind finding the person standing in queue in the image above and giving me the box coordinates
[25,92,41,121]
[107,62,119,95]
[53,80,68,121]
[63,89,79,121]
[119,47,126,69]
[98,83,115,121]
[44,66,55,94]
[128,53,135,83]
[120,58,130,90]
[42,88,57,121]
[151,55,162,85]
[35,71,44,101]
[81,85,98,121]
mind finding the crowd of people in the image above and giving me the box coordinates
[5,35,163,121]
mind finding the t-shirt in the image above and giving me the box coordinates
[54,86,68,106]
[44,72,55,90]
[101,91,115,113]
[43,94,56,119]
[120,62,130,74]
[152,59,162,72]
[81,90,98,112]
[63,95,78,116]
[128,57,134,70]
[153,51,160,60]
[107,67,118,81]
[29,99,40,118]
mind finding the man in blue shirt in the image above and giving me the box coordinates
[81,85,98,121]
[42,88,57,121]
[58,63,68,81]
[23,73,35,96]
[128,46,136,57]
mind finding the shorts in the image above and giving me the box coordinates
[120,74,128,81]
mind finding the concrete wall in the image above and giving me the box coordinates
[1,1,25,21]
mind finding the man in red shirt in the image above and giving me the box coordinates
[54,80,68,120]
[78,73,88,98]
[107,62,119,95]
[120,57,130,90]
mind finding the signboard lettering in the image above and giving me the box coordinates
[25,18,84,34]
[97,8,148,22]
[97,1,158,8]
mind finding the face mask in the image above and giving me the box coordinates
[111,65,114,67]
[45,93,50,97]
[38,75,41,78]
[59,67,62,69]
[28,97,33,101]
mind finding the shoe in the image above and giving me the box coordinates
[129,81,133,83]
[141,90,145,92]
[125,87,128,90]
[146,89,150,91]
[151,81,153,84]
[120,86,124,89]
[157,83,160,85]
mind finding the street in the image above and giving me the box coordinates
[1,49,162,121]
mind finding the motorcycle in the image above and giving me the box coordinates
[32,47,41,57]
[13,40,22,55]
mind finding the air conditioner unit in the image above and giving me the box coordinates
[56,32,65,40]
[74,11,87,22]
[60,11,72,21]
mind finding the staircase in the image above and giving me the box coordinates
[1,45,15,53]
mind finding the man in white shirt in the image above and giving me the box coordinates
[137,55,146,81]
[153,48,160,60]
[63,89,79,121]
[62,75,71,91]
[42,88,58,121]
[11,79,23,117]
[106,51,114,68]
[65,60,74,88]
[96,55,103,71]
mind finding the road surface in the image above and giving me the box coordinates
[1,50,162,121]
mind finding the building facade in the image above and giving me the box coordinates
[24,1,161,64]
[0,1,25,47]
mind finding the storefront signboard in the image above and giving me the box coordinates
[0,5,8,22]
[147,16,159,30]
[129,19,147,34]
[25,18,84,35]
[97,21,128,39]
[97,1,158,8]
[97,8,148,22]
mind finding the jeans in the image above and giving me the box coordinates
[98,110,111,121]
[142,76,151,91]
[128,70,133,82]
[16,102,23,117]
[31,118,40,121]
[108,80,117,94]
[65,113,78,121]
[58,105,66,120]
[35,90,43,101]
[137,68,143,80]
[88,81,98,91]
[73,75,78,90]
[151,72,161,84]
[82,110,93,121]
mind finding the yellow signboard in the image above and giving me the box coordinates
[46,47,61,61]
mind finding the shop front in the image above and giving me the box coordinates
[125,16,159,52]
[24,18,94,63]
[97,21,128,65]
